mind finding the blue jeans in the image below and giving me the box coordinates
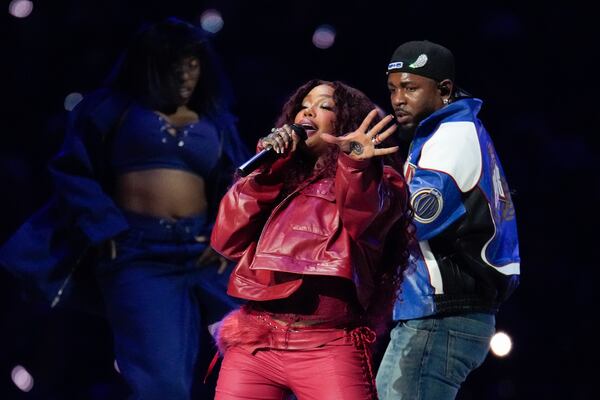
[96,212,241,400]
[376,313,495,400]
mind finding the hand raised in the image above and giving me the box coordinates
[320,109,399,160]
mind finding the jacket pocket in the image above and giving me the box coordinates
[273,181,336,238]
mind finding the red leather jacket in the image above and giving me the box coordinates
[211,151,408,310]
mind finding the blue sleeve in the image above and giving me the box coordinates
[48,93,129,245]
[409,168,465,241]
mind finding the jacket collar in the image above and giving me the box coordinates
[415,98,483,140]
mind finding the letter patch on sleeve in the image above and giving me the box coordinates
[411,188,443,223]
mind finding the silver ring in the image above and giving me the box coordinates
[371,135,381,145]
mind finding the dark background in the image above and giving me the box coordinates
[1,0,597,399]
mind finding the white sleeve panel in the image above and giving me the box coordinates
[418,121,482,192]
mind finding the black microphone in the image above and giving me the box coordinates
[237,124,307,177]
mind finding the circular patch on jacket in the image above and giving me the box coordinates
[411,188,443,223]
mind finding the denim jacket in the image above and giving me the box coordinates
[0,88,249,309]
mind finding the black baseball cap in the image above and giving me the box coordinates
[387,40,455,81]
[387,40,471,97]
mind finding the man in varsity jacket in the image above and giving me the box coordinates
[376,40,520,400]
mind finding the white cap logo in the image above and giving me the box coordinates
[409,54,428,68]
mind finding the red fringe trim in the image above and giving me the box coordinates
[214,307,272,355]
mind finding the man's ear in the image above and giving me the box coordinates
[437,79,454,98]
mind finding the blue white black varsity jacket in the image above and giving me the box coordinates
[393,98,520,320]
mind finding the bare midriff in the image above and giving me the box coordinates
[115,168,207,220]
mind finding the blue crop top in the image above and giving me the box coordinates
[110,103,221,177]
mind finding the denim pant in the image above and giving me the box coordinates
[375,313,495,400]
[96,212,240,400]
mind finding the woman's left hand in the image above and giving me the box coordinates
[196,246,229,274]
[321,109,398,160]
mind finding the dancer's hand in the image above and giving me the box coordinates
[196,245,229,274]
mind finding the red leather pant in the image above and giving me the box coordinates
[214,330,377,400]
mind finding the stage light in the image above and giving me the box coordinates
[200,9,224,34]
[8,0,33,18]
[312,25,336,49]
[490,331,513,357]
[11,365,34,392]
[64,92,83,111]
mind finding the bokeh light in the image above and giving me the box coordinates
[11,365,34,392]
[312,24,336,49]
[64,92,84,111]
[200,9,224,33]
[490,331,513,357]
[8,0,33,18]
